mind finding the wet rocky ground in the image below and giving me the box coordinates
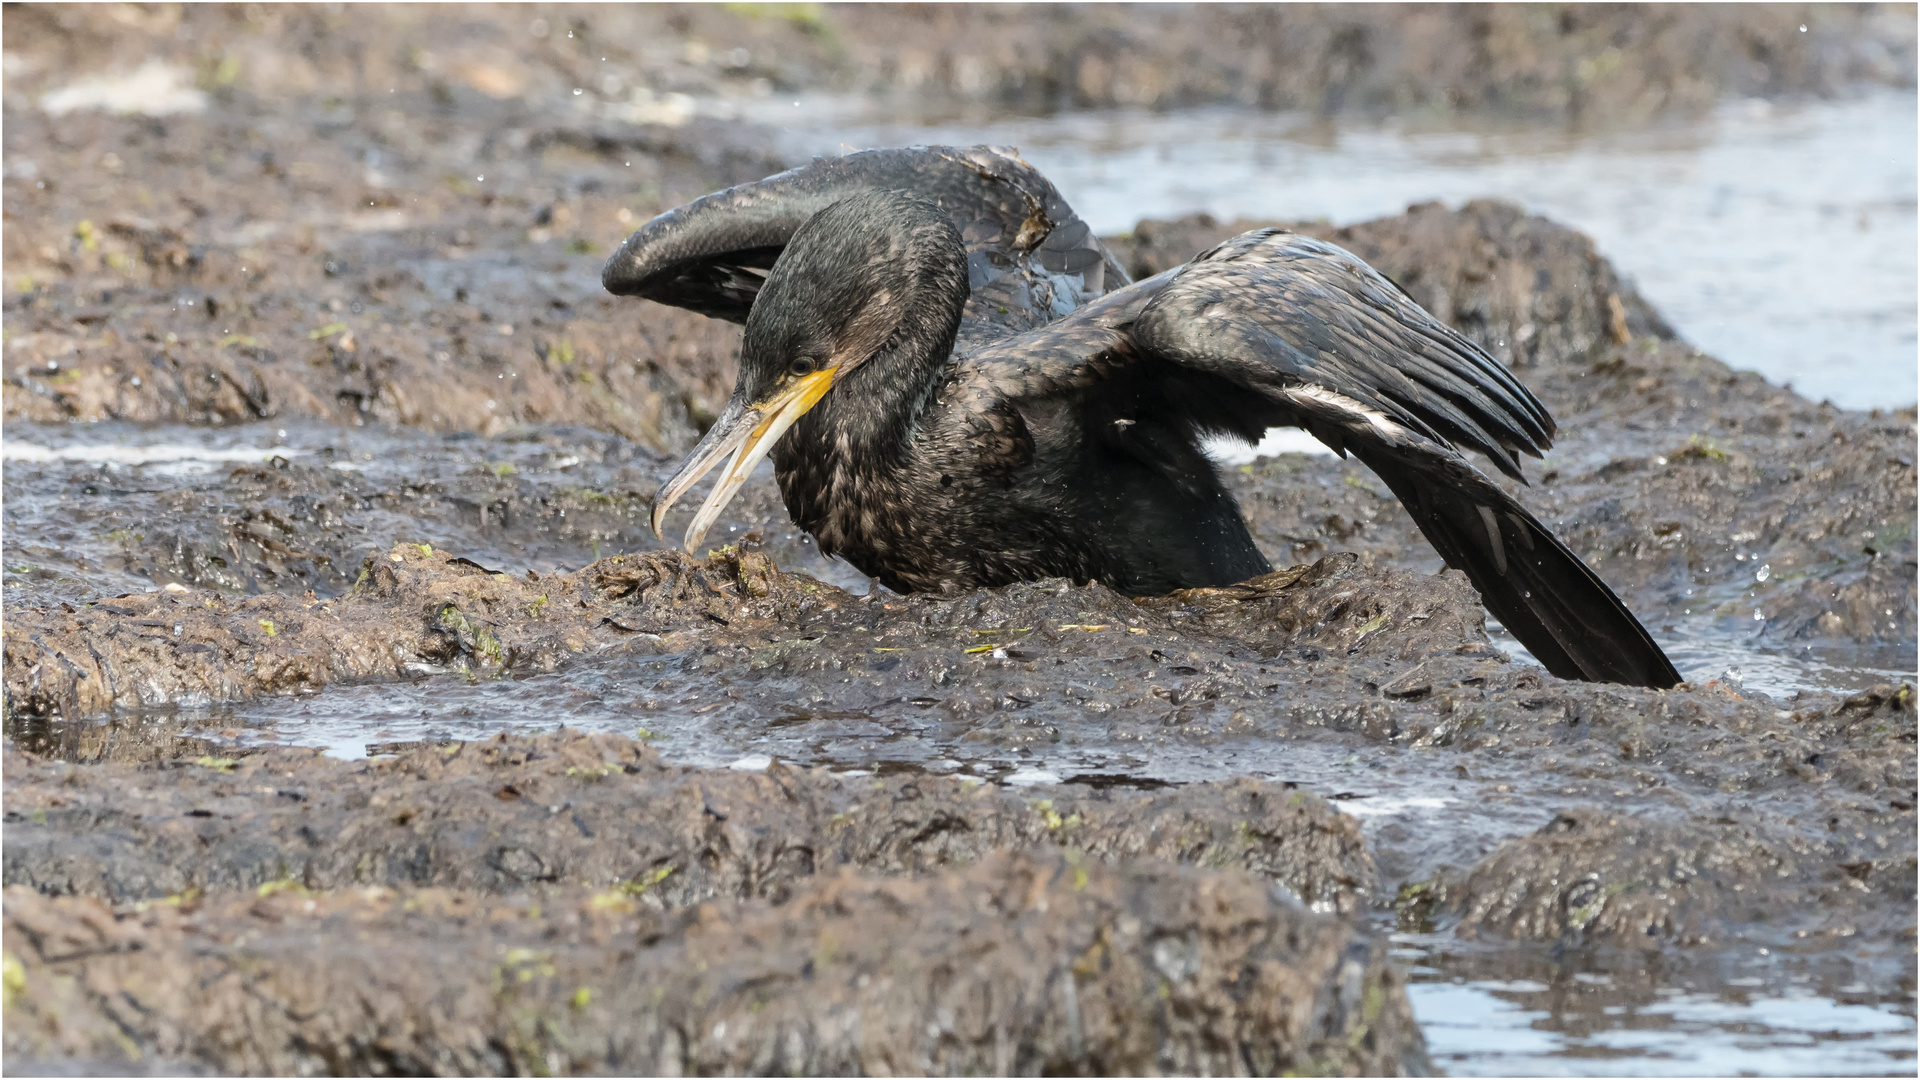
[4,5,1916,1076]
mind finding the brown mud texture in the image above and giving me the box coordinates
[4,4,1917,1077]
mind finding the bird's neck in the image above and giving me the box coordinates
[773,278,965,551]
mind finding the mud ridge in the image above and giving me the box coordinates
[2,729,1378,916]
[3,851,1430,1076]
[0,544,1490,721]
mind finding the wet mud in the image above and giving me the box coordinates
[2,729,1375,915]
[0,95,759,442]
[3,850,1426,1077]
[5,4,1916,1075]
[7,545,1914,947]
[1,539,1485,723]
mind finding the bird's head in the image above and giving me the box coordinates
[651,189,967,552]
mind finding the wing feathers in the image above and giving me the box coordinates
[1300,393,1678,687]
[1134,230,1553,477]
[603,145,1128,326]
[1117,231,1679,688]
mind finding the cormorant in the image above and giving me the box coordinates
[604,146,1681,689]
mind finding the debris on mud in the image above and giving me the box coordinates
[3,849,1429,1076]
[6,542,1913,963]
[1428,798,1918,950]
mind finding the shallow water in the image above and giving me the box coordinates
[1409,967,1916,1077]
[745,88,1919,412]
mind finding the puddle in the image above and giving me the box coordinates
[1488,623,1915,701]
[1410,968,1916,1077]
[38,59,207,117]
[751,89,1918,412]
[1,438,304,475]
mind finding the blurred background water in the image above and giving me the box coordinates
[743,86,1918,411]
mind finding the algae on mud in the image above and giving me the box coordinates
[4,3,1916,1074]
[6,218,1915,1080]
[3,851,1429,1076]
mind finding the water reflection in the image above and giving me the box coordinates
[1404,937,1916,1077]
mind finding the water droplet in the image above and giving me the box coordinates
[1753,609,1765,621]
[573,88,583,96]
[1755,564,1770,582]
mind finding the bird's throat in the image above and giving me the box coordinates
[774,330,960,566]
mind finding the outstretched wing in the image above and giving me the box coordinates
[963,229,1679,688]
[603,145,1129,341]
[1131,230,1555,478]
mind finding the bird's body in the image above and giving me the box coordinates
[776,280,1274,596]
[605,146,1681,688]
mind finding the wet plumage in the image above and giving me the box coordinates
[604,146,1681,689]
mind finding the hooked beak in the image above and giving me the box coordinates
[650,368,837,553]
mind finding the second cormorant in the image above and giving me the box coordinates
[603,146,1681,689]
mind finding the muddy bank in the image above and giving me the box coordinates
[6,544,1913,958]
[0,96,759,443]
[8,184,1909,649]
[0,420,869,613]
[0,429,673,607]
[4,4,1912,126]
[5,9,787,444]
[1,729,1376,916]
[3,849,1428,1076]
[3,544,797,719]
[1420,796,1918,951]
[1,540,1488,721]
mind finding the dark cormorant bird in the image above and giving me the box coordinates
[604,146,1681,689]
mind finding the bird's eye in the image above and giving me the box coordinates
[788,357,816,377]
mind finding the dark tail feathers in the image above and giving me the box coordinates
[1358,448,1682,689]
